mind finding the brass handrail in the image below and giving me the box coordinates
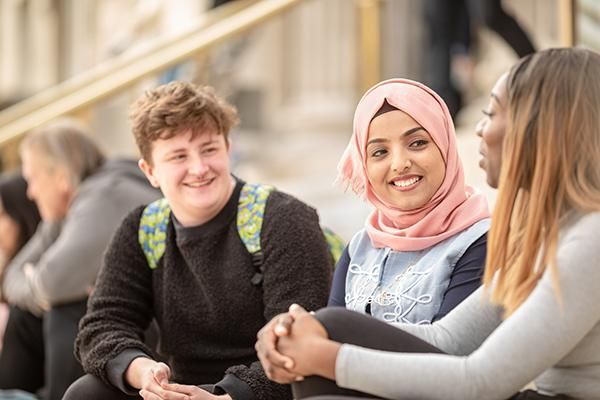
[356,0,381,93]
[0,0,303,146]
[559,0,576,46]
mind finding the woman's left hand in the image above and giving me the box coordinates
[277,305,340,380]
[256,311,300,384]
[159,383,232,400]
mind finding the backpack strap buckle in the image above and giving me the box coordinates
[250,251,265,286]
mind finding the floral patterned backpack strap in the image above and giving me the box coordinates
[139,198,171,270]
[237,183,275,285]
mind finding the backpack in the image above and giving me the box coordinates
[138,183,345,285]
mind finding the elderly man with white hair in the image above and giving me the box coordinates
[0,119,159,400]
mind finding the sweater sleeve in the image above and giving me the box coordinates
[335,213,600,400]
[434,233,487,321]
[4,183,137,311]
[75,207,156,387]
[328,246,350,307]
[221,191,333,400]
[2,221,62,314]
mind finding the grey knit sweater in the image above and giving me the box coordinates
[2,159,159,315]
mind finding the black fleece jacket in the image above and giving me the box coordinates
[75,179,333,400]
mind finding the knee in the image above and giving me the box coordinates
[314,307,356,341]
[62,374,107,400]
[314,307,346,325]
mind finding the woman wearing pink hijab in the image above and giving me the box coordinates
[255,78,489,395]
[328,78,490,325]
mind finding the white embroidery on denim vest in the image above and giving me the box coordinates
[377,264,433,324]
[345,262,381,306]
[345,219,490,325]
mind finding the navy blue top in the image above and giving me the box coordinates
[328,233,487,322]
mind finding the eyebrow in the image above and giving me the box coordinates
[366,126,424,147]
[491,92,503,107]
[163,148,187,157]
[199,139,218,147]
[165,138,218,153]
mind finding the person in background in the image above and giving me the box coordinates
[0,173,41,352]
[0,119,160,400]
[424,0,536,118]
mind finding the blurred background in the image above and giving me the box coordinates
[0,0,598,240]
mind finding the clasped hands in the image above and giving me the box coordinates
[255,304,340,384]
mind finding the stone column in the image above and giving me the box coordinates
[26,0,59,93]
[275,0,358,132]
[0,0,27,99]
[380,0,425,81]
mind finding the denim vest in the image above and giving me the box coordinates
[345,219,490,324]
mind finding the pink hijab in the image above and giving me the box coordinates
[337,78,489,251]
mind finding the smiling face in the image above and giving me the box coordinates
[139,126,235,227]
[476,73,508,189]
[365,110,446,211]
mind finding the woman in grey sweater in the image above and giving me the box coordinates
[256,47,600,400]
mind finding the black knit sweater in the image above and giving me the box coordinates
[75,180,333,400]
